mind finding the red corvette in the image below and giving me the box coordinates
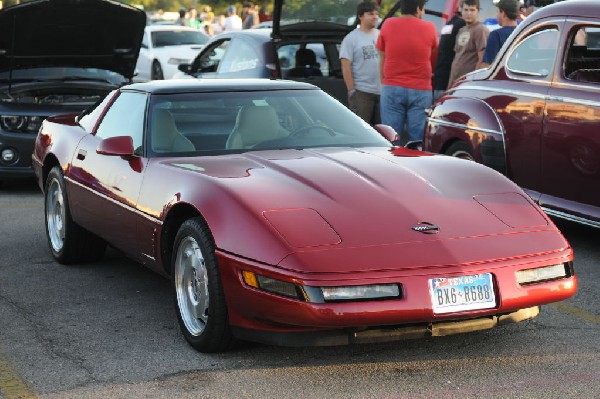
[33,79,576,352]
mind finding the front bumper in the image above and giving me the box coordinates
[232,306,540,347]
[217,248,576,346]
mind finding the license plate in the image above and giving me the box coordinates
[429,273,496,314]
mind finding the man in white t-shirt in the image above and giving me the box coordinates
[224,5,242,32]
[339,1,381,124]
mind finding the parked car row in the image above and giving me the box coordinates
[0,0,589,354]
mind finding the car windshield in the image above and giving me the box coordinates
[279,0,358,27]
[147,89,390,156]
[151,30,209,47]
[0,67,128,85]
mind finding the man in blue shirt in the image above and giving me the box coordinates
[481,0,519,67]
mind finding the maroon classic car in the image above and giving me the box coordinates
[424,0,600,228]
[33,79,576,352]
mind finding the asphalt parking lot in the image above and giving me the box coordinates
[1,179,599,399]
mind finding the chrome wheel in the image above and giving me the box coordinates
[174,236,209,336]
[46,177,65,253]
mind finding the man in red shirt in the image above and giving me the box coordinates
[376,0,437,143]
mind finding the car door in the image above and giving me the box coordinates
[213,36,267,78]
[541,20,600,223]
[69,91,149,255]
[487,22,563,198]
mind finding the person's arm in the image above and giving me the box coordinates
[475,50,487,69]
[340,58,356,97]
[475,28,491,69]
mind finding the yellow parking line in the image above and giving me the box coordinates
[550,302,600,324]
[0,352,38,399]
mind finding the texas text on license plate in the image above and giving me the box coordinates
[429,273,496,314]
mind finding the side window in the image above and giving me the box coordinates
[193,39,229,74]
[278,43,329,78]
[565,25,600,84]
[218,39,261,73]
[96,92,147,155]
[78,90,118,133]
[506,28,559,77]
[278,44,299,72]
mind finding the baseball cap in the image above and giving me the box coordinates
[227,5,236,13]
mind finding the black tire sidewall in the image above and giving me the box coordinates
[152,61,164,80]
[446,141,474,159]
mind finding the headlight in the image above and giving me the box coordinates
[321,284,401,301]
[168,58,191,65]
[242,271,402,303]
[0,115,44,133]
[516,264,567,285]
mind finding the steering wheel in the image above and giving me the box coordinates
[291,123,337,138]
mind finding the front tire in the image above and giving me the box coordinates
[45,166,106,264]
[172,217,235,352]
[151,61,164,80]
[445,141,475,161]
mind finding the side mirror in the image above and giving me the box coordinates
[97,136,135,157]
[178,63,192,74]
[405,140,423,151]
[373,124,399,144]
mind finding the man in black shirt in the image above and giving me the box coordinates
[432,6,466,101]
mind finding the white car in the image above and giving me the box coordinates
[135,25,210,81]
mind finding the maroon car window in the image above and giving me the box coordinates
[506,28,559,77]
[565,26,600,84]
[96,92,147,154]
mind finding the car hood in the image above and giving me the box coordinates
[0,0,146,78]
[165,147,559,271]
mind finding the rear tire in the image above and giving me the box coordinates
[45,166,106,264]
[445,141,475,161]
[151,61,164,80]
[172,217,235,352]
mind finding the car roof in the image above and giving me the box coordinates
[124,78,320,94]
[530,0,600,19]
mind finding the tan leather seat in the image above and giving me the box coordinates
[151,108,195,152]
[225,105,287,149]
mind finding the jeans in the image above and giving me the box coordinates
[380,85,432,143]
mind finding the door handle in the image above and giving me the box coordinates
[77,149,87,160]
